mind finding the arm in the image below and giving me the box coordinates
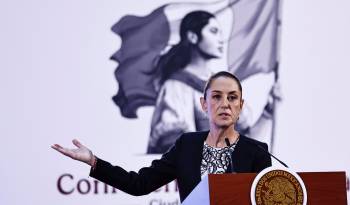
[52,138,181,196]
[90,138,180,196]
[248,81,282,143]
[148,80,196,153]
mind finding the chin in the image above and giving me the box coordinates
[215,121,233,128]
[211,52,222,59]
[199,49,221,60]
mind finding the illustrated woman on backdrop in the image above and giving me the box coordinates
[147,10,279,153]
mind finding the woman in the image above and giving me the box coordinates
[147,10,224,153]
[52,71,271,202]
[147,10,280,153]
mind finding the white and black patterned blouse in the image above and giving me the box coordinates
[200,140,238,177]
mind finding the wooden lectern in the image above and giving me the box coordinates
[182,172,347,205]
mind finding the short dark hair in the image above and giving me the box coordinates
[203,71,242,99]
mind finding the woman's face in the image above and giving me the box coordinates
[201,76,243,129]
[198,18,224,58]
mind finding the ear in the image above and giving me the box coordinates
[240,99,244,110]
[187,31,198,44]
[200,97,208,112]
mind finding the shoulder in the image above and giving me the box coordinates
[162,79,194,91]
[158,79,196,101]
[174,131,208,148]
[179,131,208,141]
[234,134,271,172]
[170,131,208,160]
[238,134,269,152]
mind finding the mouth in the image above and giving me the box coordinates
[218,113,231,117]
[218,47,223,53]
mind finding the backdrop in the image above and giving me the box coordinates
[1,0,349,204]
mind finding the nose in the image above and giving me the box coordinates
[218,39,224,45]
[218,31,224,44]
[220,96,230,108]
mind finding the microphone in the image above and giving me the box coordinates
[242,137,289,168]
[225,138,235,173]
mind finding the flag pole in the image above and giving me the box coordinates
[270,62,279,153]
[270,0,283,153]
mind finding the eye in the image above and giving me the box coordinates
[210,27,218,34]
[227,95,238,102]
[212,94,221,100]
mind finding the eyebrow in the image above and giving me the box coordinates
[211,90,239,94]
[210,27,218,31]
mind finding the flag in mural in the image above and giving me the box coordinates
[111,0,282,153]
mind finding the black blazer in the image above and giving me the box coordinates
[90,131,271,202]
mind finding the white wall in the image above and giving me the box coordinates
[1,0,349,204]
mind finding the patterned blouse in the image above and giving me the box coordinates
[200,140,238,178]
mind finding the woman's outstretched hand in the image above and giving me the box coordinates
[51,139,95,166]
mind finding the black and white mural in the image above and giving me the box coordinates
[112,0,281,154]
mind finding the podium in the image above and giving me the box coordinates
[182,171,347,205]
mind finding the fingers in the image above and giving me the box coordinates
[51,144,65,152]
[51,144,62,150]
[51,139,85,150]
[72,139,84,149]
[51,144,73,157]
[271,83,282,101]
[51,140,91,163]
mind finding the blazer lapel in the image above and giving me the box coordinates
[232,135,254,173]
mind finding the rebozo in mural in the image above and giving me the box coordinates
[110,0,282,154]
